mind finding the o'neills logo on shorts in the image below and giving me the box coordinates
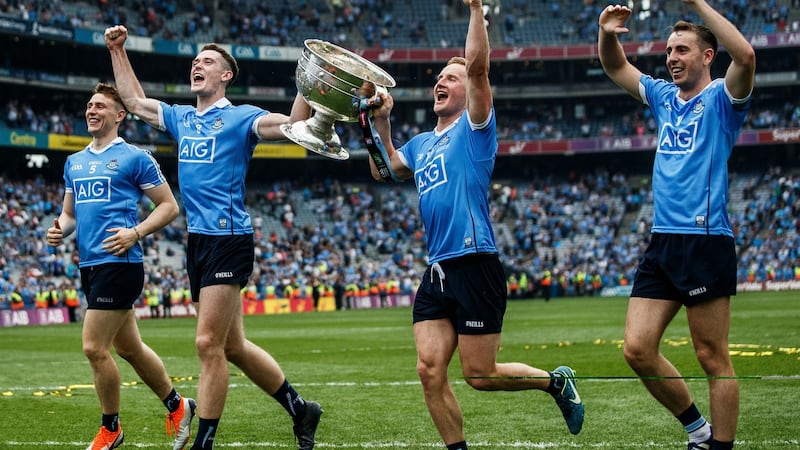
[465,321,484,328]
[215,272,234,279]
[96,297,114,303]
[688,286,708,297]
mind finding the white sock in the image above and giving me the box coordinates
[688,421,712,443]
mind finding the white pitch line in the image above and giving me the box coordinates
[4,374,800,393]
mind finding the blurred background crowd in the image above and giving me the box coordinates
[0,0,799,312]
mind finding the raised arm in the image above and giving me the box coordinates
[464,0,492,124]
[367,91,412,182]
[684,0,755,99]
[598,5,644,102]
[105,25,162,128]
[256,93,312,141]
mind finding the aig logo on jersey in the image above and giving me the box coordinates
[179,136,216,164]
[656,121,699,154]
[73,177,111,204]
[415,154,448,196]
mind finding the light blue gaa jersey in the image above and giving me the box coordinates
[64,137,167,267]
[639,76,751,237]
[398,109,498,263]
[158,98,265,235]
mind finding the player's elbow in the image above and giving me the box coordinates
[370,170,388,183]
[739,45,756,67]
[121,96,141,114]
[154,198,180,225]
[165,201,180,223]
[737,48,756,76]
[122,97,154,122]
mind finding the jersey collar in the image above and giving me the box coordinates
[197,97,232,116]
[87,136,124,154]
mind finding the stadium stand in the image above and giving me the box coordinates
[1,0,799,313]
[4,0,799,47]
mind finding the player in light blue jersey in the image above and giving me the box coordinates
[365,1,584,448]
[105,26,321,450]
[599,1,756,449]
[47,83,195,450]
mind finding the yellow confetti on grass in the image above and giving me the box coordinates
[730,351,777,357]
[3,377,202,399]
[587,338,797,359]
[730,343,770,349]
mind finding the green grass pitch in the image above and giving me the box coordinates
[1,291,798,448]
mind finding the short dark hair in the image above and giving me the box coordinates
[672,20,718,58]
[201,43,239,85]
[92,82,126,112]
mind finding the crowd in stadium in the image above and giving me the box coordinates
[3,0,800,148]
[2,0,799,47]
[5,95,800,149]
[1,0,799,312]
[1,159,798,311]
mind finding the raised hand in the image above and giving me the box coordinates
[104,25,129,50]
[599,4,632,35]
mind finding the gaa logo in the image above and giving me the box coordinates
[73,177,112,204]
[178,137,216,163]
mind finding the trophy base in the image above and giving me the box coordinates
[280,122,350,160]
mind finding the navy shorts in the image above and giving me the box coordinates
[631,233,736,306]
[80,263,145,310]
[413,253,507,335]
[186,233,254,302]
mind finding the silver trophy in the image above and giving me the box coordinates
[281,39,396,160]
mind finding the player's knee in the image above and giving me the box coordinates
[223,342,247,363]
[461,363,499,390]
[194,334,223,360]
[113,344,137,362]
[622,341,651,368]
[464,376,493,391]
[416,361,432,381]
[82,342,109,362]
[695,345,730,374]
[416,361,445,388]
